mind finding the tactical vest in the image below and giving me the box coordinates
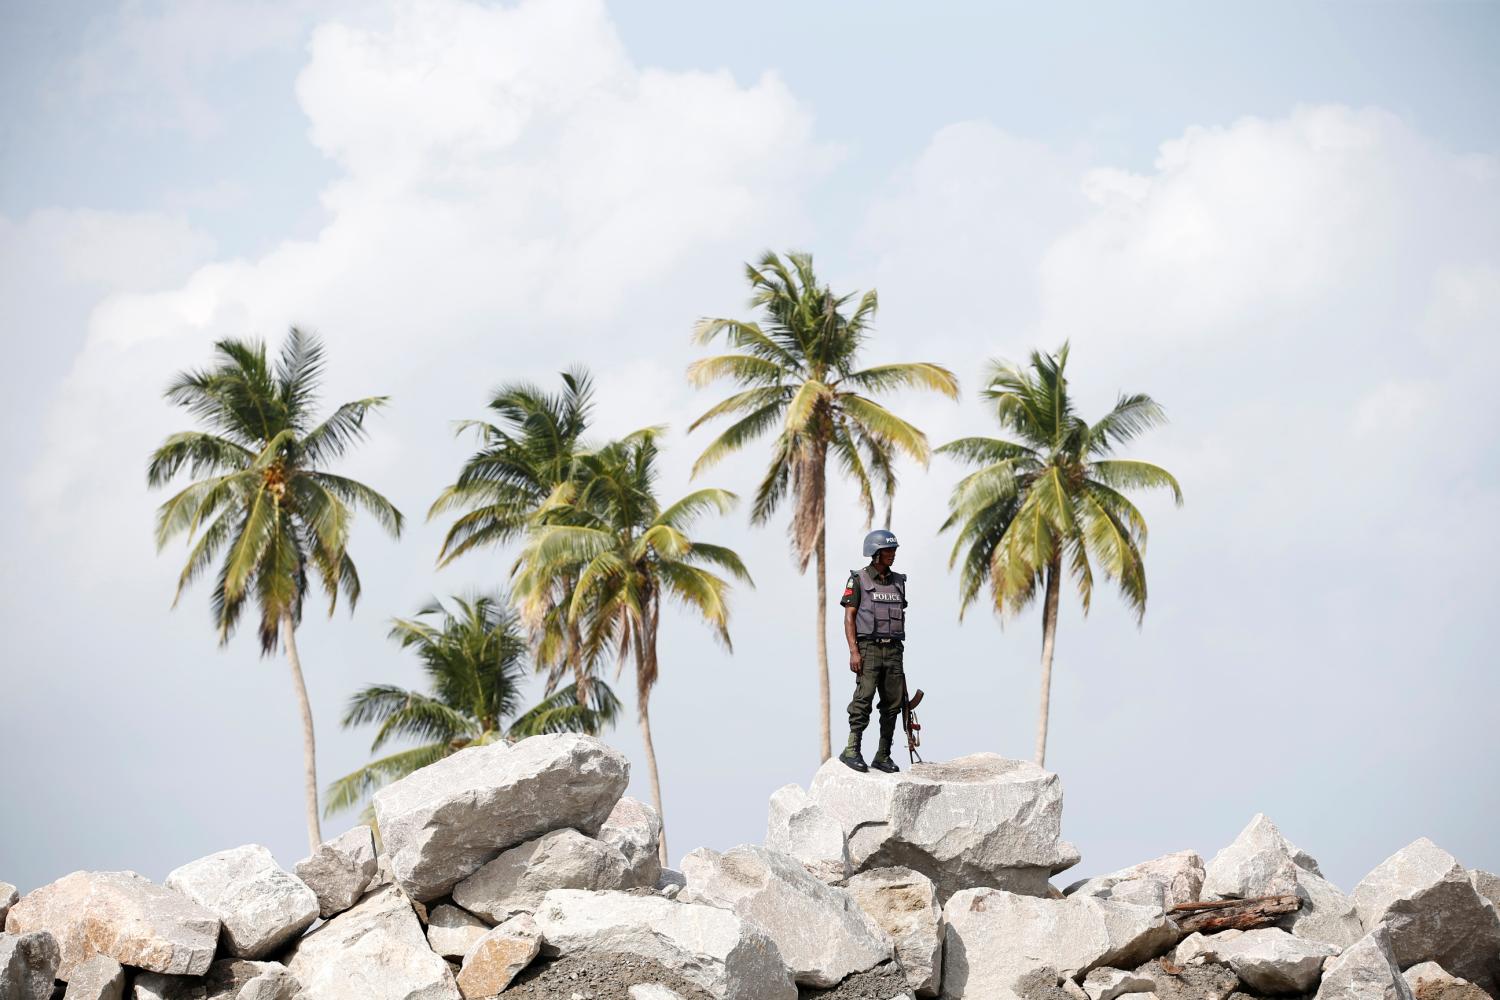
[853,566,907,639]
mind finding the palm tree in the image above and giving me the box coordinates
[938,343,1182,767]
[688,250,959,761]
[148,328,404,851]
[428,368,604,705]
[323,593,621,819]
[513,430,751,864]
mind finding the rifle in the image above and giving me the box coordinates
[901,680,925,765]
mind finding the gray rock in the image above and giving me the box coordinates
[134,959,302,1000]
[455,913,539,998]
[5,871,220,980]
[598,797,664,890]
[940,888,1177,1000]
[1353,838,1500,991]
[63,955,125,1000]
[1174,928,1338,994]
[1314,926,1413,1000]
[1066,852,1205,912]
[165,845,319,959]
[845,867,942,997]
[295,827,379,919]
[682,845,892,988]
[284,885,459,1000]
[425,904,491,961]
[533,889,797,1000]
[809,754,1081,901]
[0,883,17,926]
[1203,814,1362,948]
[374,733,630,902]
[451,828,629,921]
[765,784,852,884]
[1081,968,1155,1000]
[1,930,61,1000]
[1469,870,1500,913]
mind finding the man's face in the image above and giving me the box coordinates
[875,546,897,569]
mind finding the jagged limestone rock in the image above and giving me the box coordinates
[1066,852,1205,912]
[533,889,797,1000]
[765,783,852,885]
[1352,838,1500,992]
[374,733,629,902]
[1313,926,1413,1000]
[295,826,379,919]
[845,867,942,997]
[1203,814,1363,948]
[5,871,219,980]
[682,845,892,988]
[1174,928,1337,994]
[455,913,539,999]
[283,885,460,1000]
[940,888,1177,1000]
[1468,869,1500,912]
[809,754,1080,901]
[165,845,318,959]
[598,797,664,890]
[425,904,491,960]
[451,828,628,921]
[0,930,61,1000]
[63,954,125,1000]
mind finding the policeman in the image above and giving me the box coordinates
[837,529,908,773]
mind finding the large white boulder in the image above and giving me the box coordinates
[451,828,629,921]
[1352,838,1500,991]
[5,871,219,980]
[1314,926,1414,1000]
[456,914,540,999]
[134,959,301,1000]
[1066,851,1205,911]
[598,797,664,890]
[533,889,797,1000]
[940,888,1176,1000]
[1203,814,1363,948]
[845,867,943,997]
[1173,927,1338,994]
[682,845,892,988]
[373,733,629,901]
[1,930,61,1000]
[765,783,852,884]
[284,885,460,1000]
[64,954,126,1000]
[165,845,319,959]
[808,754,1080,900]
[295,826,378,919]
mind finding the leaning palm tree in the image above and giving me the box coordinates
[938,343,1182,767]
[688,250,959,761]
[513,430,751,864]
[324,592,620,819]
[148,327,404,851]
[428,368,603,705]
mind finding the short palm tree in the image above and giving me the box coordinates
[688,250,958,761]
[938,343,1182,767]
[148,328,404,850]
[428,368,604,704]
[324,592,620,819]
[513,430,751,864]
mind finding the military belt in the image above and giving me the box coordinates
[859,636,901,644]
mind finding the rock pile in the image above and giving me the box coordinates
[4,731,1498,1000]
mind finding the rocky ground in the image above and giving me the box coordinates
[3,731,1499,1000]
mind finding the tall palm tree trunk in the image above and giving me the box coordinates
[814,522,831,762]
[281,613,323,851]
[1034,558,1062,768]
[638,687,667,866]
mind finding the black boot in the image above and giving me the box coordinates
[839,732,868,772]
[871,727,900,772]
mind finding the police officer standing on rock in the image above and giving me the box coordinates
[838,529,908,773]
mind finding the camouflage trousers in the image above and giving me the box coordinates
[846,638,904,749]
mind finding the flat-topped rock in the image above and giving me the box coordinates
[165,844,318,959]
[374,733,629,902]
[809,753,1080,901]
[5,870,219,980]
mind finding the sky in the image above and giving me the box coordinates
[2,0,1498,899]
